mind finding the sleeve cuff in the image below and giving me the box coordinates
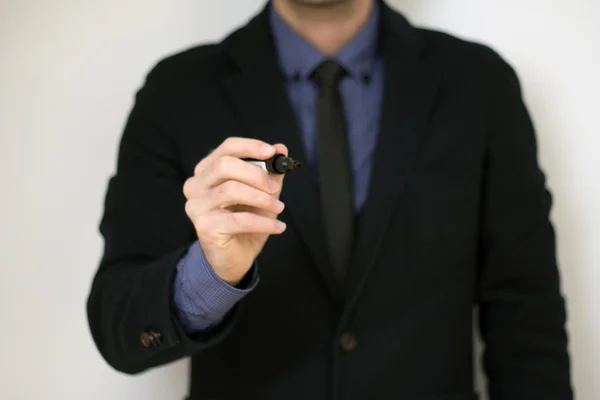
[173,241,258,332]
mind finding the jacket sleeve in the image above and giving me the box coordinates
[86,68,239,374]
[477,53,573,399]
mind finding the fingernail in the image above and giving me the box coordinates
[276,221,287,231]
[268,178,278,191]
[261,144,273,156]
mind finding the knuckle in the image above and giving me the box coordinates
[223,180,239,199]
[222,137,237,151]
[215,156,232,176]
[194,159,205,176]
[214,183,226,198]
[182,177,194,198]
[193,214,210,232]
[184,200,198,216]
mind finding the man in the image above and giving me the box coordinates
[87,0,573,398]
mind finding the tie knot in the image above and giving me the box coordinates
[311,60,346,88]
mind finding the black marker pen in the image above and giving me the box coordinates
[244,154,302,174]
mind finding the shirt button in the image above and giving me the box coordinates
[140,330,162,348]
[340,332,358,352]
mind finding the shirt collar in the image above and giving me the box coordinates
[269,0,379,82]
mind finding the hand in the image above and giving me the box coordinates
[183,137,288,285]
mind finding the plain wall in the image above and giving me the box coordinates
[1,0,598,398]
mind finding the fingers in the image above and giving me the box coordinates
[197,138,288,176]
[201,155,280,194]
[191,212,287,236]
[211,137,278,161]
[193,138,274,183]
[183,138,292,237]
[186,181,285,216]
[186,140,290,199]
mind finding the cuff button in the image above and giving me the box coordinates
[140,330,163,348]
[340,332,357,352]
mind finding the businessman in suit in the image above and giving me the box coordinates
[87,0,573,398]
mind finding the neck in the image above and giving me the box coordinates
[272,0,374,56]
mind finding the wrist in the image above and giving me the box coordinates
[214,267,250,287]
[210,261,259,292]
[203,250,251,287]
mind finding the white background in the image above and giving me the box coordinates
[1,0,598,399]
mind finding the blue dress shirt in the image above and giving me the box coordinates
[174,0,383,333]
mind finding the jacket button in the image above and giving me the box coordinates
[140,330,162,348]
[340,332,357,352]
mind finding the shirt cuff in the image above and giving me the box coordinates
[173,241,259,332]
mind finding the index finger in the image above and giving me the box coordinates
[212,137,277,160]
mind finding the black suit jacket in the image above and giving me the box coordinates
[87,2,572,399]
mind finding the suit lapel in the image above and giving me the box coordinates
[221,8,342,302]
[345,4,441,306]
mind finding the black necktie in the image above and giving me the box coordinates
[312,60,354,290]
